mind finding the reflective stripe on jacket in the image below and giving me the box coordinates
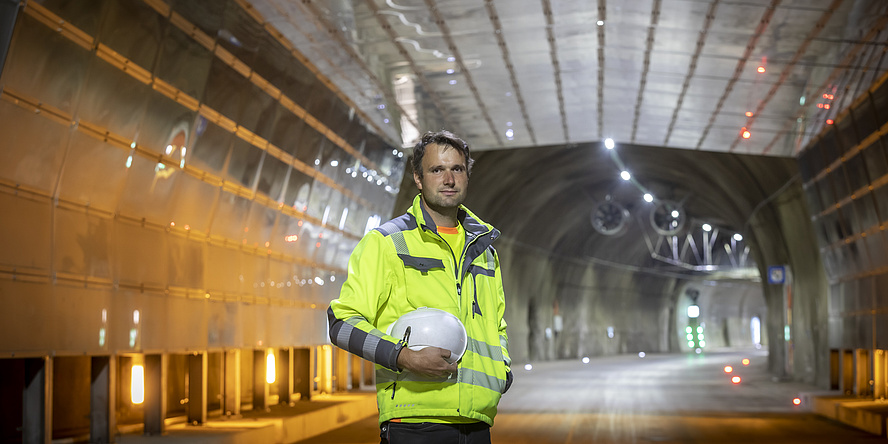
[328,194,512,426]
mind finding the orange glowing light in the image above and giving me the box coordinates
[170,222,176,227]
[742,358,750,366]
[731,376,741,384]
[265,241,270,247]
[826,119,834,125]
[741,130,751,139]
[828,94,834,100]
[724,365,733,373]
[285,234,298,242]
[184,225,191,231]
[824,104,830,110]
[298,220,303,227]
[822,93,829,99]
[816,103,823,109]
[757,66,765,73]
[745,111,753,117]
[793,397,802,405]
[244,227,249,232]
[315,242,321,248]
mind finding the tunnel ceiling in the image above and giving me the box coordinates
[241,0,886,273]
[245,0,888,157]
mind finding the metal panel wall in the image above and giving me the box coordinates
[798,70,888,351]
[0,0,403,356]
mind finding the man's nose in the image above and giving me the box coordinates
[443,170,455,185]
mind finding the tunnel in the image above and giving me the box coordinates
[0,0,887,442]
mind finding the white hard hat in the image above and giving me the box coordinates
[388,307,467,364]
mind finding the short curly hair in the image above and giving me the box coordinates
[411,130,474,179]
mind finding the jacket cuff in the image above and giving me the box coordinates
[384,340,405,373]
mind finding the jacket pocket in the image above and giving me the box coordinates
[397,254,445,273]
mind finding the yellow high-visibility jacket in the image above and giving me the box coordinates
[328,194,512,426]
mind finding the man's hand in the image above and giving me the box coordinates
[397,346,458,378]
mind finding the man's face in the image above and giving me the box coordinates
[413,143,469,214]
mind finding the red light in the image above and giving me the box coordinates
[793,398,802,406]
[315,242,321,248]
[824,104,830,110]
[724,365,733,373]
[828,94,834,100]
[297,220,303,227]
[741,130,751,139]
[816,103,823,109]
[732,376,741,384]
[745,111,753,117]
[822,93,829,99]
[757,66,765,73]
[826,119,834,125]
[742,358,750,366]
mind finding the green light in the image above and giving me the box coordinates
[688,341,695,348]
[700,340,706,347]
[687,334,694,340]
[686,326,692,333]
[697,334,704,340]
[696,326,703,333]
[129,329,137,348]
[784,325,791,341]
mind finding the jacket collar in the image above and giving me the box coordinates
[408,194,498,241]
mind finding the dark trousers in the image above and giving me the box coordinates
[380,421,491,444]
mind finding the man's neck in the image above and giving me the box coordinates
[421,199,458,228]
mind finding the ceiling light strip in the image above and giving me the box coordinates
[484,0,537,145]
[630,0,661,143]
[424,0,503,146]
[364,0,459,134]
[664,0,719,145]
[541,0,569,143]
[695,0,781,150]
[729,0,842,153]
[294,1,422,137]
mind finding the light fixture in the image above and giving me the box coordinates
[745,111,753,117]
[596,20,604,26]
[266,351,276,384]
[620,171,630,181]
[756,66,765,73]
[604,138,615,150]
[702,224,712,232]
[733,233,743,241]
[132,364,145,404]
[741,128,751,139]
[687,305,700,318]
[826,119,834,125]
[643,193,653,203]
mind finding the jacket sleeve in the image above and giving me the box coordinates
[493,248,513,393]
[327,231,404,372]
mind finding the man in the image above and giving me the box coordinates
[327,130,512,443]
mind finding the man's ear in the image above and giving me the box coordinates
[413,171,422,190]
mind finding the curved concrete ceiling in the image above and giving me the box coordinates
[463,142,797,268]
